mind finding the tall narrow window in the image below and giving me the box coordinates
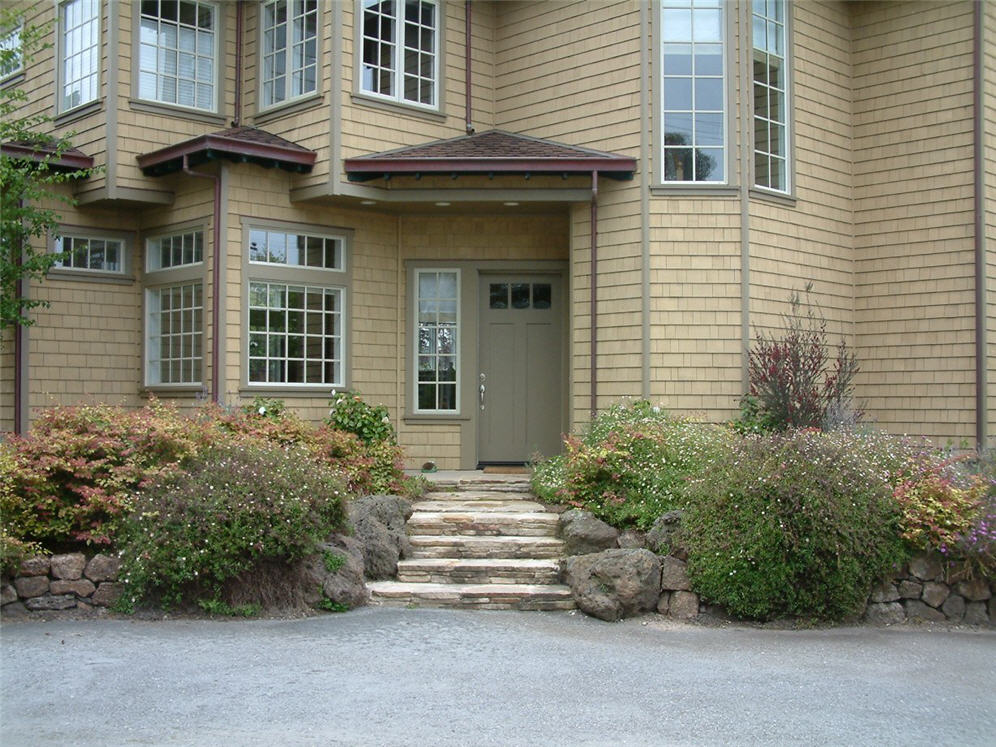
[138,0,216,111]
[360,0,437,108]
[59,0,100,112]
[0,21,22,79]
[753,0,788,192]
[147,283,204,385]
[416,269,458,412]
[660,0,725,183]
[261,0,318,108]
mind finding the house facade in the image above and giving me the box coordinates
[1,0,994,468]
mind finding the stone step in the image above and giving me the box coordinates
[406,511,559,537]
[412,498,551,513]
[396,558,562,585]
[367,581,574,611]
[427,480,532,495]
[409,535,566,559]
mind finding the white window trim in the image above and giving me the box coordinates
[135,0,221,113]
[750,0,793,196]
[145,228,206,273]
[57,0,101,114]
[0,20,23,81]
[412,267,461,415]
[52,232,129,276]
[258,0,320,111]
[144,281,205,388]
[356,0,440,112]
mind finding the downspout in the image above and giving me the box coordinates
[973,0,987,449]
[233,0,244,126]
[13,207,24,433]
[183,155,222,404]
[465,0,474,134]
[590,170,599,420]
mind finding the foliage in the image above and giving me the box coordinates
[196,598,262,617]
[681,429,909,621]
[743,285,860,432]
[115,440,347,610]
[322,550,345,573]
[316,595,349,613]
[0,440,47,575]
[241,396,286,420]
[1,9,98,329]
[3,401,208,546]
[894,465,985,555]
[531,400,729,529]
[327,389,396,445]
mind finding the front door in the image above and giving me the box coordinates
[478,274,564,464]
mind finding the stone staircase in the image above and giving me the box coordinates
[367,475,575,611]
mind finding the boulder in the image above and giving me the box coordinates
[898,580,922,599]
[347,495,414,580]
[921,582,950,608]
[904,600,946,622]
[656,591,671,615]
[646,510,685,557]
[17,556,50,577]
[563,549,661,622]
[14,576,49,599]
[908,554,943,582]
[558,510,619,556]
[964,602,990,626]
[941,594,966,621]
[669,590,700,620]
[25,594,77,611]
[50,553,87,580]
[955,578,991,602]
[50,579,96,598]
[1,584,16,605]
[659,556,691,592]
[299,535,369,611]
[869,581,900,604]
[617,529,646,550]
[85,554,121,583]
[91,582,124,608]
[865,602,905,625]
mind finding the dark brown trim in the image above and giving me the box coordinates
[1,143,94,171]
[465,0,473,135]
[234,0,244,127]
[137,133,316,175]
[345,157,636,180]
[590,170,598,420]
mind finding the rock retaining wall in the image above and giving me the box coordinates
[2,553,123,614]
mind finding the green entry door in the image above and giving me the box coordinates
[478,274,564,464]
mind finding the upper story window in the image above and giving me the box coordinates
[54,235,126,274]
[59,0,101,112]
[660,0,726,183]
[360,0,438,108]
[752,0,789,192]
[147,230,203,271]
[138,0,217,111]
[0,21,22,80]
[248,228,343,270]
[261,0,318,109]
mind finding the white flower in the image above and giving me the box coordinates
[382,416,390,424]
[258,406,266,415]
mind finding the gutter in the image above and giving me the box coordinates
[182,154,223,405]
[590,170,599,420]
[974,1,987,449]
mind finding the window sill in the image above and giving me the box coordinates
[0,71,25,90]
[649,185,740,198]
[749,187,797,207]
[128,99,227,126]
[351,92,445,123]
[403,414,470,423]
[55,100,103,125]
[46,269,134,285]
[239,387,337,398]
[142,385,206,396]
[253,93,325,126]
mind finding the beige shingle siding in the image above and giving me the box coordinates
[852,0,977,442]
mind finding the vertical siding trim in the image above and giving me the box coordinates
[14,274,27,434]
[739,0,751,391]
[640,0,650,399]
[974,0,987,447]
[329,1,342,195]
[106,0,118,198]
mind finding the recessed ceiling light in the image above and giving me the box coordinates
[503,201,519,206]
[360,200,376,205]
[435,201,451,206]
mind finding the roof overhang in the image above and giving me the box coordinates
[137,128,316,177]
[1,142,94,172]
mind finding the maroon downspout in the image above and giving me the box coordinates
[183,154,222,404]
[590,170,598,420]
[13,230,23,434]
[465,0,473,134]
[233,1,243,127]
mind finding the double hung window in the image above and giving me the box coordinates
[59,0,100,112]
[752,0,789,192]
[138,0,217,110]
[360,0,438,108]
[660,0,726,183]
[260,0,318,108]
[415,269,458,412]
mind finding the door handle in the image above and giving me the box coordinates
[480,373,486,411]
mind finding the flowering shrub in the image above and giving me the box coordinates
[531,401,729,529]
[743,286,860,431]
[0,442,47,575]
[327,390,395,445]
[894,467,985,555]
[681,429,908,621]
[115,440,347,611]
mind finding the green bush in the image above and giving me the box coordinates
[326,389,395,445]
[531,400,728,529]
[681,429,909,621]
[115,440,348,610]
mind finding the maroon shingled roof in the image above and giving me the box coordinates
[344,129,636,181]
[1,141,94,172]
[137,126,316,176]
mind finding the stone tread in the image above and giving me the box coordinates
[412,499,551,513]
[367,581,575,611]
[408,535,566,559]
[396,558,562,585]
[422,488,535,502]
[406,511,559,537]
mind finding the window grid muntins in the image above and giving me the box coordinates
[147,230,204,271]
[0,23,22,79]
[248,229,343,270]
[56,236,124,273]
[139,0,215,110]
[147,283,203,385]
[753,0,787,191]
[261,0,318,108]
[417,270,458,412]
[248,282,343,386]
[661,0,725,183]
[361,0,437,107]
[60,0,100,111]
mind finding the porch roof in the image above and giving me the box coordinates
[344,129,636,182]
[136,126,316,176]
[1,141,94,172]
